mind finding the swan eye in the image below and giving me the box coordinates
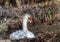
[28,18,32,23]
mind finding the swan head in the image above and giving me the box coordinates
[24,14,33,23]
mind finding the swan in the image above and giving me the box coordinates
[10,14,35,40]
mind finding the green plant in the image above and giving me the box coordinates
[47,11,52,19]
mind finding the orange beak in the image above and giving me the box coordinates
[28,18,33,23]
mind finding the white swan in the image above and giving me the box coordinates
[10,14,35,40]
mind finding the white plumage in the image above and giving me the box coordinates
[10,14,35,40]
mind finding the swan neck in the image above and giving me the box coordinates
[23,16,28,32]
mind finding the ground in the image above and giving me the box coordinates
[0,0,60,42]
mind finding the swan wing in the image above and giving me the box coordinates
[26,31,35,38]
[10,30,25,40]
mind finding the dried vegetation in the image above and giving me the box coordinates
[0,0,60,42]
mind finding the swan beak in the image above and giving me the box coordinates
[28,18,33,23]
